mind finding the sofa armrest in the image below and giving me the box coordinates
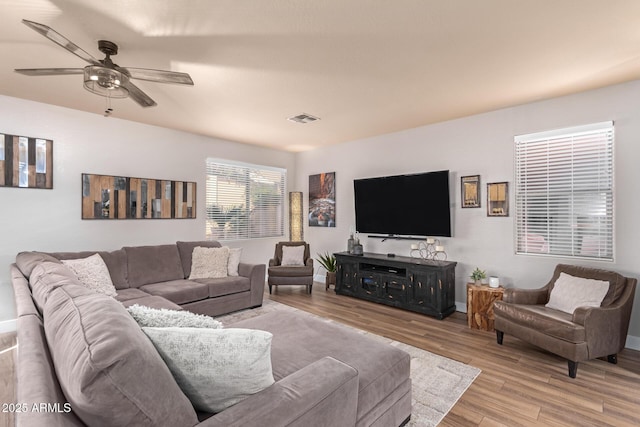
[305,258,314,269]
[269,258,277,267]
[198,357,359,427]
[503,287,549,305]
[238,262,267,307]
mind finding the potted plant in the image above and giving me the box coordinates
[470,267,487,285]
[316,252,337,290]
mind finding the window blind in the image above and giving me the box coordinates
[514,121,614,260]
[205,159,285,241]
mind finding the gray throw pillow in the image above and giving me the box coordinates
[143,327,275,413]
[127,304,223,329]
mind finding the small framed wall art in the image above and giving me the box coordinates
[461,175,480,208]
[487,182,509,216]
[0,133,53,189]
[82,173,196,219]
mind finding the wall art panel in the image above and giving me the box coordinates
[0,133,53,189]
[81,173,196,219]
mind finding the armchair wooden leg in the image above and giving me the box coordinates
[268,284,272,294]
[496,330,504,345]
[568,361,578,378]
[607,354,618,364]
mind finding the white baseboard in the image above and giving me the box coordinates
[0,319,17,333]
[454,300,640,351]
[625,334,640,351]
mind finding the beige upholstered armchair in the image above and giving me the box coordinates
[267,242,314,294]
[494,264,637,378]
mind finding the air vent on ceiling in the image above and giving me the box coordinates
[287,113,320,124]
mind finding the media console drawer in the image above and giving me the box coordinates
[335,252,457,319]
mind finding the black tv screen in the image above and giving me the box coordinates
[354,170,451,237]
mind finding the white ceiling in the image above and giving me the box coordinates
[1,0,640,152]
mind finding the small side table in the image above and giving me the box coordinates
[467,283,504,332]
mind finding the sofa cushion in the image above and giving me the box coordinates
[546,272,609,314]
[177,240,222,278]
[115,288,152,302]
[140,279,210,304]
[194,276,251,298]
[49,249,129,290]
[143,327,275,413]
[268,265,314,277]
[42,281,198,427]
[16,251,61,278]
[127,304,222,329]
[30,262,83,314]
[228,310,410,423]
[493,301,586,343]
[61,254,117,297]
[125,245,184,287]
[189,246,230,279]
[119,295,184,311]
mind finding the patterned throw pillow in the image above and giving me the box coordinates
[127,304,223,329]
[281,245,305,266]
[142,327,275,413]
[189,246,230,279]
[62,253,117,297]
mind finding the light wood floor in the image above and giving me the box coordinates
[268,284,640,427]
[2,285,638,427]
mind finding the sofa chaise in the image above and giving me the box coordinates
[11,242,412,427]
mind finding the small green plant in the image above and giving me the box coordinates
[470,267,487,282]
[316,252,337,273]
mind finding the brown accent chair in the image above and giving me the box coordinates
[493,264,637,378]
[268,242,314,294]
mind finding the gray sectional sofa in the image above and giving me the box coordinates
[16,240,266,316]
[11,241,412,427]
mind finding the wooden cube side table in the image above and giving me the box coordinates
[467,283,504,331]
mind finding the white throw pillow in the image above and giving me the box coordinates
[62,253,117,297]
[545,272,610,314]
[189,246,230,279]
[227,247,243,277]
[142,327,275,413]
[281,245,305,266]
[127,304,223,329]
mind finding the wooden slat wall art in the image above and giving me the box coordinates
[0,133,53,189]
[81,173,196,220]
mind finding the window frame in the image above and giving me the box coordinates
[205,158,286,242]
[514,121,614,261]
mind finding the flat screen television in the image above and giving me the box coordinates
[354,170,451,237]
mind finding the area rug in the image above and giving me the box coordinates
[216,300,481,427]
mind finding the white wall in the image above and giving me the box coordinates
[0,95,296,328]
[296,79,640,346]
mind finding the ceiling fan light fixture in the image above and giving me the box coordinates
[83,65,129,98]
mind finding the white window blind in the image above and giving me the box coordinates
[205,159,285,241]
[514,122,614,260]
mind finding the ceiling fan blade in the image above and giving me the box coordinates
[22,19,101,66]
[121,80,157,108]
[120,67,194,85]
[15,68,84,76]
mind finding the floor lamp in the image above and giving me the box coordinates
[289,191,303,241]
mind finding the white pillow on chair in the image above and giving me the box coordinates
[281,245,305,266]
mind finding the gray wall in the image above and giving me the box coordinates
[0,95,296,331]
[296,79,640,349]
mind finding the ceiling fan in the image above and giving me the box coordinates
[14,19,194,108]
